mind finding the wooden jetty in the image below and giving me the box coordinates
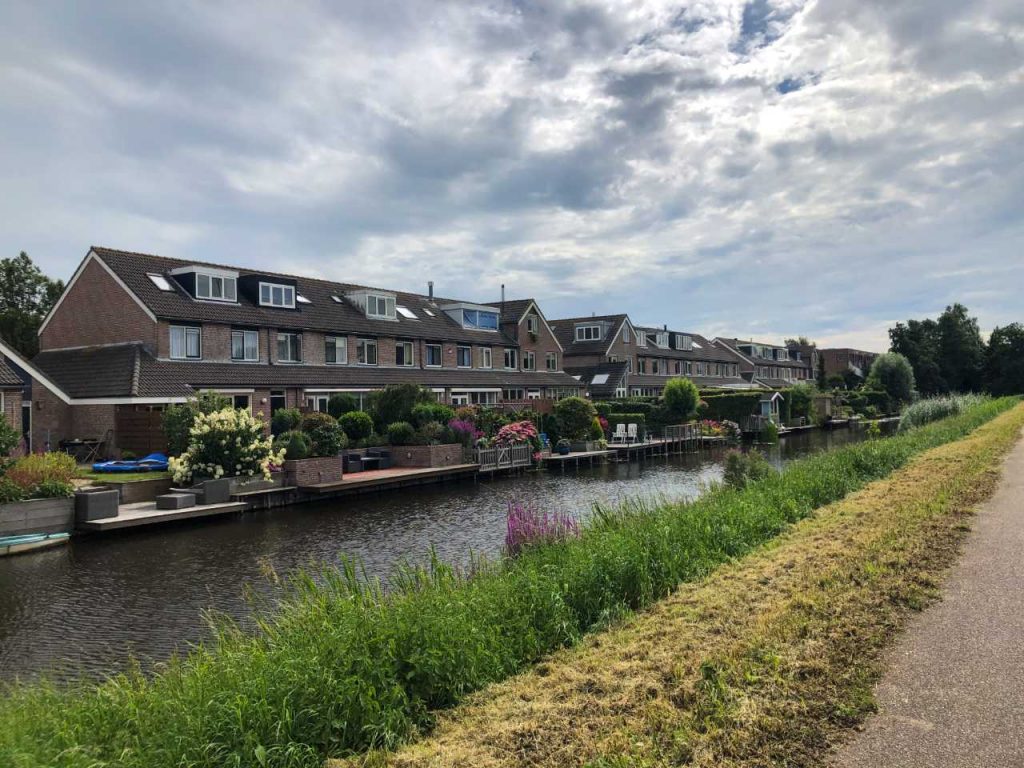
[541,449,616,471]
[77,500,250,531]
[302,464,479,496]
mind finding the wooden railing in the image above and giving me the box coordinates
[664,422,701,441]
[476,443,533,471]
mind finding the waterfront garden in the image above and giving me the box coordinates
[0,393,1017,767]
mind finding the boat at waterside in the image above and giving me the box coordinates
[0,532,70,557]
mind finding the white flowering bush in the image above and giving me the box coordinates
[168,407,284,484]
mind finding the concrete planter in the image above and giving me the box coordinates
[228,472,284,495]
[570,440,597,453]
[390,444,465,468]
[101,476,173,504]
[0,497,75,537]
[75,488,119,522]
[283,456,344,487]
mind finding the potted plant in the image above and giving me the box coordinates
[555,439,571,455]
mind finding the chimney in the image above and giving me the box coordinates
[428,281,434,300]
[663,324,668,331]
[501,283,505,304]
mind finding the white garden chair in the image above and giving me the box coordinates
[612,423,627,444]
[627,423,638,443]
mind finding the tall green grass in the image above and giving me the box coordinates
[1,397,1018,768]
[898,393,989,432]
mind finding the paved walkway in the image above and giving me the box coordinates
[832,430,1024,768]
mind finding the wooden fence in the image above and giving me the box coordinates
[114,406,167,456]
[476,443,533,472]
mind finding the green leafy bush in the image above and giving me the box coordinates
[300,412,348,457]
[722,449,775,489]
[663,377,699,420]
[866,352,916,404]
[386,421,417,446]
[270,407,303,436]
[554,396,597,441]
[273,431,310,461]
[1,398,1014,768]
[760,420,779,444]
[410,403,456,429]
[168,408,283,483]
[326,394,359,419]
[4,452,77,499]
[701,392,765,425]
[369,384,435,432]
[339,411,374,442]
[0,416,22,461]
[162,392,232,456]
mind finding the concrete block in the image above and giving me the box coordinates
[156,493,196,510]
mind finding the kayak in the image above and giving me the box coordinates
[0,532,70,557]
[92,452,169,473]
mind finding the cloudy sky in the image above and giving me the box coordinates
[1,1,1021,349]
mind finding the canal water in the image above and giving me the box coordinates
[0,428,867,681]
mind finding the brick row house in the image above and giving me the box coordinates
[712,338,817,388]
[820,348,878,384]
[22,247,581,455]
[550,315,754,397]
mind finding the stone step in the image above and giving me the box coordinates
[156,493,197,510]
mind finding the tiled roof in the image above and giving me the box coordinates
[0,358,25,388]
[484,299,534,325]
[33,343,582,399]
[549,314,629,357]
[634,330,745,364]
[90,247,517,346]
[564,362,629,398]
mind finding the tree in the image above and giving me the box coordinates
[985,323,1024,395]
[936,303,985,392]
[784,336,815,347]
[865,352,916,404]
[662,377,699,420]
[890,318,945,395]
[368,384,434,432]
[0,251,64,358]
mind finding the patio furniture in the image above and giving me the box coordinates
[367,448,392,469]
[359,456,382,471]
[627,423,638,443]
[60,438,101,464]
[343,454,363,473]
[611,424,627,444]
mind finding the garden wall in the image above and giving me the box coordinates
[284,456,344,487]
[391,444,466,468]
[0,498,75,536]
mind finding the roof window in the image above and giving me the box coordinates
[147,273,174,291]
[396,305,418,319]
[296,294,312,305]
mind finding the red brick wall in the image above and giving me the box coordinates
[40,255,158,351]
[283,455,344,486]
[514,307,563,372]
[2,389,21,437]
[390,443,465,467]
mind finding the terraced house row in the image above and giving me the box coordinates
[0,247,864,454]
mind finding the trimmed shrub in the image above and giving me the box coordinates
[339,411,374,442]
[326,394,359,419]
[590,417,604,441]
[554,396,597,441]
[386,421,417,446]
[273,431,310,461]
[410,403,456,429]
[700,392,764,425]
[300,412,348,457]
[663,377,699,420]
[369,384,435,432]
[270,407,303,436]
[866,352,916,404]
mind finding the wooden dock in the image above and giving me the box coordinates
[77,500,250,531]
[541,449,616,471]
[302,464,480,495]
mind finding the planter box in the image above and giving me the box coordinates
[284,456,344,487]
[570,441,597,453]
[0,497,75,537]
[228,472,284,495]
[101,476,173,504]
[390,443,465,468]
[75,488,119,522]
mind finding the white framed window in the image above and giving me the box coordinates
[575,325,601,341]
[626,357,633,373]
[195,273,237,302]
[546,352,557,371]
[622,324,630,343]
[396,341,414,367]
[526,314,539,334]
[357,338,378,365]
[425,344,443,367]
[462,309,499,330]
[527,389,541,400]
[638,358,647,374]
[450,393,470,406]
[522,351,536,371]
[366,294,396,320]
[456,346,472,368]
[232,394,251,410]
[231,329,258,362]
[170,325,201,359]
[260,283,295,308]
[504,348,518,369]
[503,387,525,401]
[325,336,347,365]
[277,332,301,362]
[480,347,492,369]
[305,394,329,412]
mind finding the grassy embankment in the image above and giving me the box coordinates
[0,398,1019,768]
[340,400,1024,768]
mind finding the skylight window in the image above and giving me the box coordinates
[331,295,343,303]
[147,273,173,291]
[592,373,609,385]
[296,294,312,305]
[396,305,418,319]
[423,308,435,316]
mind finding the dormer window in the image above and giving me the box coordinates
[575,324,602,341]
[367,294,396,320]
[259,282,295,308]
[463,309,498,330]
[170,266,238,303]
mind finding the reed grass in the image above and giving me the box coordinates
[898,392,988,432]
[0,397,1017,768]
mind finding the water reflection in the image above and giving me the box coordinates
[0,428,866,680]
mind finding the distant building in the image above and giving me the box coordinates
[821,348,880,384]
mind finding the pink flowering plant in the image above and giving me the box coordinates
[504,499,580,556]
[494,420,540,449]
[448,418,483,447]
